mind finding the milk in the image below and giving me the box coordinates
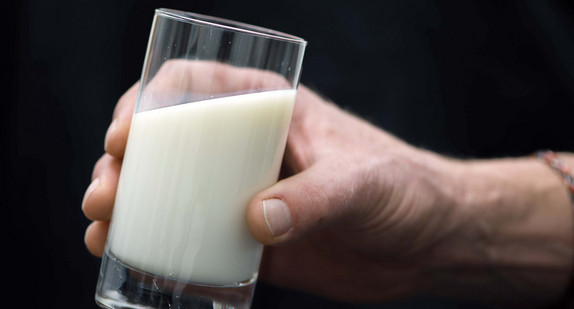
[107,90,296,285]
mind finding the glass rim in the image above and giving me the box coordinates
[156,8,307,46]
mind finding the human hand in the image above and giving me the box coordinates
[83,60,574,306]
[83,59,456,303]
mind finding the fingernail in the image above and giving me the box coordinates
[263,199,292,237]
[82,178,100,210]
[104,119,118,151]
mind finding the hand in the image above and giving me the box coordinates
[83,59,457,302]
[83,60,574,306]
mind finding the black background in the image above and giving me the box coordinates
[6,0,574,308]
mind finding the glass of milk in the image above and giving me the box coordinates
[95,8,306,309]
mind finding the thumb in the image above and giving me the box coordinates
[246,160,363,245]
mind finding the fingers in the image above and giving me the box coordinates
[84,83,136,257]
[86,61,294,258]
[83,154,121,257]
[246,159,363,245]
[105,82,138,158]
[82,154,121,222]
[84,83,136,258]
[138,60,292,112]
[105,61,293,159]
[84,221,109,257]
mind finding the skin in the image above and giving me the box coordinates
[83,61,574,307]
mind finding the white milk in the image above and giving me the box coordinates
[107,90,296,285]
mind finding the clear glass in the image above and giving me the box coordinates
[95,8,306,309]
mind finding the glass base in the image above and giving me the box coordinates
[96,252,256,309]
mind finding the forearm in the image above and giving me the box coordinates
[424,153,574,306]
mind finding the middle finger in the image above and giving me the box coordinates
[82,154,122,221]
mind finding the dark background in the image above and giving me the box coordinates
[6,0,574,308]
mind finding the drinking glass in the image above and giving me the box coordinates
[95,8,306,309]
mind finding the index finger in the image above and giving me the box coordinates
[105,82,138,158]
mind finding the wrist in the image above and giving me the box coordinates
[423,155,574,306]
